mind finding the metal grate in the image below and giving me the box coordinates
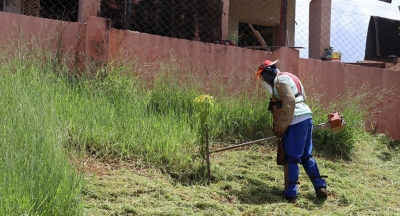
[1,0,399,69]
[22,0,40,17]
[39,0,78,22]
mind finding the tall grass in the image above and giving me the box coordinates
[60,59,274,170]
[61,62,201,168]
[1,37,395,213]
[307,77,398,159]
[0,45,83,214]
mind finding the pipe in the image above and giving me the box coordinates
[210,136,278,154]
[204,114,344,184]
[209,121,331,154]
[204,121,334,184]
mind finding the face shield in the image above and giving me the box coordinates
[256,60,279,85]
[260,80,273,94]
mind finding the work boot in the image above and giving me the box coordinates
[273,190,297,203]
[284,195,297,203]
[316,187,328,198]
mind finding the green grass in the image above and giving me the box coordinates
[81,136,400,215]
[1,42,399,215]
[0,53,83,214]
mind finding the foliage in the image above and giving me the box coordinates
[309,82,398,160]
[193,94,214,171]
[207,96,272,142]
[0,46,83,214]
[2,38,399,214]
[324,46,334,51]
[228,31,242,43]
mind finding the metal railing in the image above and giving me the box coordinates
[1,0,399,70]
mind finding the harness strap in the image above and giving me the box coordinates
[310,175,328,180]
[278,72,303,97]
[270,72,304,111]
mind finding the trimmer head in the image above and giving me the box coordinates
[314,111,346,133]
[328,111,346,133]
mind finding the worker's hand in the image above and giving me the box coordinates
[272,123,285,137]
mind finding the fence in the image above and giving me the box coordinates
[1,0,399,70]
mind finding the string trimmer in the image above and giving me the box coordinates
[204,111,346,184]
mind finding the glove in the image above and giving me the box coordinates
[272,123,285,137]
[268,98,274,113]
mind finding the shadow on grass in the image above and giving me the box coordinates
[377,151,393,161]
[313,145,352,161]
[227,185,287,204]
[221,176,287,204]
[169,168,288,204]
[304,192,327,205]
[374,134,400,162]
[224,175,329,205]
[226,186,329,205]
[385,138,400,152]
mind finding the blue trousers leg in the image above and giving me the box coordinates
[284,163,299,198]
[302,157,326,189]
[283,118,326,197]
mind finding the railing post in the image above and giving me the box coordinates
[78,0,100,23]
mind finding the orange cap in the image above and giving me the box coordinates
[256,59,279,79]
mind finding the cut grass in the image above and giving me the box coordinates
[1,40,400,215]
[82,135,400,215]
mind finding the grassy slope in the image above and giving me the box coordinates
[82,135,400,215]
[1,43,399,215]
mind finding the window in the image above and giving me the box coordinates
[39,0,78,22]
[238,23,277,48]
[22,0,40,17]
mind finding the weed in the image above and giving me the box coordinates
[2,39,399,215]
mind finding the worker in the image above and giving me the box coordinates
[256,59,327,201]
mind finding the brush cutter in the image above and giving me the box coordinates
[204,111,346,184]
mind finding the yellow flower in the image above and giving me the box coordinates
[194,95,214,105]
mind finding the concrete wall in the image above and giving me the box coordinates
[108,28,299,86]
[0,12,108,75]
[0,12,84,61]
[299,59,400,138]
[1,12,399,140]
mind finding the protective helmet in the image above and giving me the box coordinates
[256,59,279,85]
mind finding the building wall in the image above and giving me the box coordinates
[1,12,399,140]
[309,0,332,59]
[5,0,22,13]
[286,2,296,47]
[228,0,296,47]
[230,0,281,27]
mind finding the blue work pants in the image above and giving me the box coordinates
[282,118,326,198]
